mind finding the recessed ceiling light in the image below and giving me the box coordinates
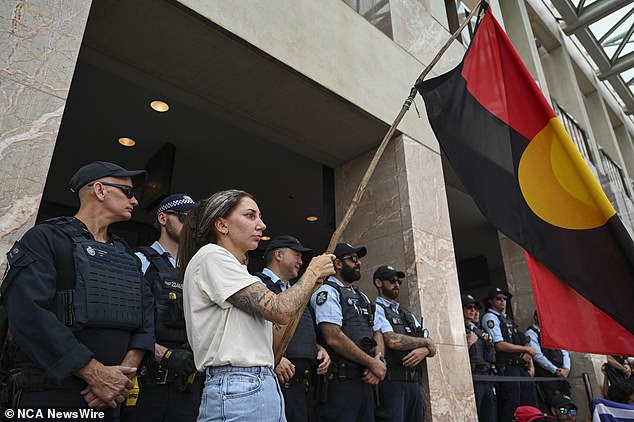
[261,236,271,241]
[150,100,169,112]
[118,137,135,147]
[306,216,318,222]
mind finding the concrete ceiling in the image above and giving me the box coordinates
[43,0,400,253]
[78,0,392,168]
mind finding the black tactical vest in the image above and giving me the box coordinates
[321,280,374,363]
[486,311,524,362]
[54,218,143,330]
[377,302,421,371]
[527,326,564,374]
[467,323,494,374]
[255,272,317,360]
[137,246,187,345]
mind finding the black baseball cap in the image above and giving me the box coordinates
[374,265,405,281]
[461,294,483,309]
[265,235,313,256]
[485,287,512,301]
[69,161,147,193]
[334,243,367,260]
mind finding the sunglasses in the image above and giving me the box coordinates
[89,182,135,199]
[383,278,403,285]
[558,407,577,416]
[164,211,188,223]
[465,305,478,310]
[341,255,360,263]
[493,296,507,301]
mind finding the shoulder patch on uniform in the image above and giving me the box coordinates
[487,320,495,328]
[316,291,328,305]
[7,242,25,265]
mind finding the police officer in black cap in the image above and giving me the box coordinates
[462,293,497,422]
[122,194,199,421]
[310,243,386,421]
[1,161,155,418]
[373,265,436,422]
[481,287,537,422]
[253,235,331,422]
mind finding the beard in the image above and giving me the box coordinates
[341,265,361,283]
[165,219,182,244]
[381,285,399,300]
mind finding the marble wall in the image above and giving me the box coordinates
[334,135,477,421]
[0,0,91,270]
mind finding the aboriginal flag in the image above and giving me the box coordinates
[417,4,634,354]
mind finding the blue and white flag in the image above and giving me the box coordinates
[593,398,634,421]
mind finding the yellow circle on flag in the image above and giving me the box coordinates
[518,118,615,229]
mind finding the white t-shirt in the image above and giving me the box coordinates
[183,243,274,370]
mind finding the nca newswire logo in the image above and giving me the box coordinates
[5,408,105,419]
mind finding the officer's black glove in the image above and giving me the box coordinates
[160,349,196,376]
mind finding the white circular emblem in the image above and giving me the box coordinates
[86,246,96,256]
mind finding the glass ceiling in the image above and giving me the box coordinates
[547,0,634,115]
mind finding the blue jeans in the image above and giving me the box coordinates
[197,366,286,422]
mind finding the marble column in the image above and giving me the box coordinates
[0,1,91,270]
[334,135,477,421]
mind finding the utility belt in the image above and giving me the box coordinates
[384,368,421,383]
[143,362,180,386]
[283,359,313,389]
[8,367,86,393]
[472,364,491,376]
[142,362,201,391]
[497,358,529,372]
[500,359,523,367]
[332,359,364,381]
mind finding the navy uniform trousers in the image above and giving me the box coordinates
[497,365,537,422]
[375,379,424,422]
[314,377,374,422]
[120,382,201,422]
[474,380,497,422]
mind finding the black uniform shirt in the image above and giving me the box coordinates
[2,218,155,383]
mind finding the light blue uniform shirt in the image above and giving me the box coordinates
[135,241,176,274]
[481,308,506,344]
[256,267,289,292]
[374,296,421,334]
[310,276,380,331]
[525,324,570,373]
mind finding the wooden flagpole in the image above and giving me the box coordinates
[274,3,484,365]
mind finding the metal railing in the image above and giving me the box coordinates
[600,149,631,199]
[554,103,595,166]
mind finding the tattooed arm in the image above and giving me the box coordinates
[227,254,335,325]
[320,323,378,368]
[383,331,436,354]
[320,323,386,383]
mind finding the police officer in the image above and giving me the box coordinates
[1,161,155,418]
[481,287,537,422]
[122,194,199,421]
[373,265,436,422]
[310,243,386,421]
[254,235,331,422]
[526,311,571,407]
[462,293,497,422]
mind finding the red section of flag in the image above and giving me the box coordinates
[526,252,634,355]
[462,9,554,141]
